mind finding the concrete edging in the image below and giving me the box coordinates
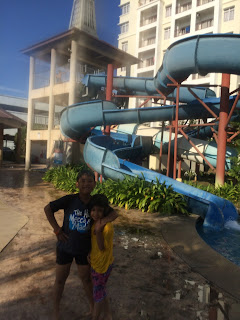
[161,214,240,301]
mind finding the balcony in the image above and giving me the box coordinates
[138,0,155,7]
[175,25,190,37]
[139,37,156,48]
[197,0,214,6]
[176,1,192,14]
[196,18,213,30]
[138,57,155,69]
[140,15,157,27]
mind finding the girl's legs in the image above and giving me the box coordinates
[92,299,104,320]
[53,263,71,320]
[91,266,113,320]
[102,297,112,320]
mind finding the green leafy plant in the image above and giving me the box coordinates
[42,163,89,192]
[93,176,188,215]
[228,156,240,183]
[183,180,240,204]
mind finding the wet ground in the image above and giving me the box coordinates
[0,164,240,320]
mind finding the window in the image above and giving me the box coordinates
[122,41,128,52]
[121,3,130,15]
[165,5,172,17]
[164,27,171,40]
[224,7,234,22]
[120,22,129,34]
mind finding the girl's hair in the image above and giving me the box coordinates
[89,194,111,217]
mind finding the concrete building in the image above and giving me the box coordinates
[22,28,139,170]
[23,0,139,170]
[0,95,27,164]
[0,95,28,149]
[117,0,240,95]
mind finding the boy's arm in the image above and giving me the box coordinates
[44,204,68,242]
[95,208,118,233]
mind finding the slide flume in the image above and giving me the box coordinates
[61,34,240,230]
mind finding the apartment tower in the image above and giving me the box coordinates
[118,0,240,97]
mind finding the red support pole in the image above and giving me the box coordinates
[159,121,164,172]
[215,74,230,187]
[167,125,173,177]
[105,63,114,135]
[95,171,99,182]
[173,85,180,180]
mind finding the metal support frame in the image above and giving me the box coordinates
[215,74,230,186]
[106,67,239,183]
[105,64,114,135]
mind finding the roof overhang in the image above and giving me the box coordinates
[0,109,26,129]
[21,28,140,69]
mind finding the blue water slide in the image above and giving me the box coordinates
[61,34,240,229]
[82,74,216,103]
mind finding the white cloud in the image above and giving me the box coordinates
[0,86,26,95]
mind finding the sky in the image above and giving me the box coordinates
[0,0,120,99]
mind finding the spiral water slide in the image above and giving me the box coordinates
[61,35,240,230]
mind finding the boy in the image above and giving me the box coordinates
[44,169,118,320]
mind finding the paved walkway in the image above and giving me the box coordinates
[0,199,28,252]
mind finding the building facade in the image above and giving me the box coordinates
[118,0,240,97]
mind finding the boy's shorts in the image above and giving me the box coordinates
[91,264,113,302]
[56,246,89,265]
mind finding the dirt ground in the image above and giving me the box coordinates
[0,165,239,320]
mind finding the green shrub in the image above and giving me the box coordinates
[42,164,89,192]
[228,156,240,183]
[93,177,188,215]
[183,180,240,204]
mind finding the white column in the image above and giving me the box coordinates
[170,0,177,40]
[190,0,197,34]
[46,48,57,165]
[25,56,35,170]
[68,40,78,105]
[0,126,3,165]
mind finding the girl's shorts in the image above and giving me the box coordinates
[91,264,113,302]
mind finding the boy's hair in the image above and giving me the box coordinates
[89,194,111,217]
[76,169,95,182]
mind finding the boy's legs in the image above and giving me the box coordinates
[53,263,71,320]
[77,264,94,314]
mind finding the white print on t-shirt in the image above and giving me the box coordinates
[69,209,91,233]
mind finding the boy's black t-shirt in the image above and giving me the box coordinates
[50,194,92,255]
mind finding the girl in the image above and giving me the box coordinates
[89,194,114,320]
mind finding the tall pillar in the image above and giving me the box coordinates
[47,48,57,166]
[67,40,78,164]
[0,126,3,166]
[16,128,22,163]
[68,40,78,105]
[215,74,230,187]
[25,56,35,170]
